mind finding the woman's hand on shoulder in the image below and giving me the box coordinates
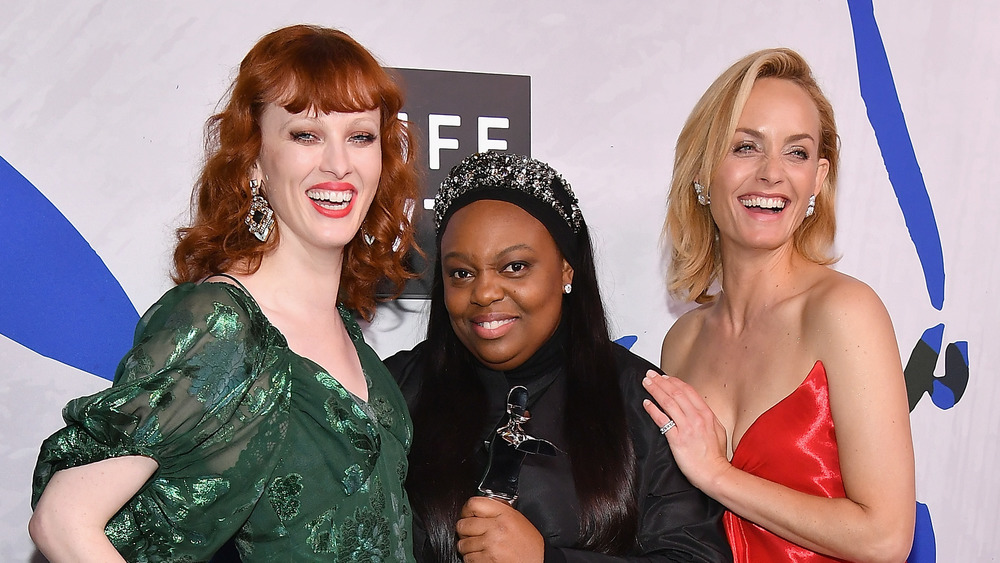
[653,308,732,493]
[642,372,732,493]
[455,496,544,563]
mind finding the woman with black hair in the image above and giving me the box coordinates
[385,151,731,562]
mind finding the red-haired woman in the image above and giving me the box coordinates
[29,25,420,562]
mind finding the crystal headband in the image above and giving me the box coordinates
[433,151,584,235]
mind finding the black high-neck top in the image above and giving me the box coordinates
[387,331,731,563]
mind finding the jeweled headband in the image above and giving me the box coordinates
[434,151,584,267]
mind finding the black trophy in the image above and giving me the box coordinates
[477,385,558,504]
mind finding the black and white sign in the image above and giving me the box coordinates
[391,68,531,297]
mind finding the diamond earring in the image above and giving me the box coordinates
[694,181,710,206]
[563,283,573,295]
[805,194,816,218]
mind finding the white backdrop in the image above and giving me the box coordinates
[1,1,997,560]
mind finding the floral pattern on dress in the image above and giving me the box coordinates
[323,393,382,495]
[306,479,398,562]
[267,473,304,522]
[31,282,415,562]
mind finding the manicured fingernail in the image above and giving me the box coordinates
[642,377,652,386]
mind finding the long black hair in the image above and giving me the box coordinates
[406,216,639,560]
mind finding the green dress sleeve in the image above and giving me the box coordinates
[31,282,292,562]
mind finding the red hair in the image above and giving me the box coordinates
[173,24,420,320]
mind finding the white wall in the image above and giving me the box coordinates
[1,1,996,560]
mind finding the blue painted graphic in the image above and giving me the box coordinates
[847,0,944,311]
[0,155,138,380]
[847,0,945,311]
[614,334,638,350]
[903,324,969,411]
[909,502,936,563]
[932,339,968,410]
[846,2,973,559]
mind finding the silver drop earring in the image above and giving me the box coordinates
[694,181,710,206]
[805,194,816,218]
[245,179,275,242]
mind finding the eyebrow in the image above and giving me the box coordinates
[442,243,534,262]
[735,127,816,144]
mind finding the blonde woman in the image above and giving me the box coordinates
[643,48,915,562]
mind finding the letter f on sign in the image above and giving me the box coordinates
[429,114,461,170]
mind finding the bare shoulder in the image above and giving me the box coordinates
[803,269,901,382]
[660,303,711,374]
[804,269,892,332]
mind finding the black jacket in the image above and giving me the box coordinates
[386,339,732,563]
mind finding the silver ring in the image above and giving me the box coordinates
[658,419,676,435]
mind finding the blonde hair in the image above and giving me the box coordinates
[663,48,840,303]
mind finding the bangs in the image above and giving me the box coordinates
[273,63,385,116]
[249,28,400,116]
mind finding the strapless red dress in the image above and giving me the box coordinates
[724,361,849,562]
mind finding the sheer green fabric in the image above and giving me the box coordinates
[32,281,415,562]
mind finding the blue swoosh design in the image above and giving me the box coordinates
[614,335,638,350]
[848,2,949,558]
[0,155,138,380]
[909,502,936,563]
[847,0,946,310]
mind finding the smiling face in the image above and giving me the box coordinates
[254,103,382,257]
[709,77,830,254]
[440,200,574,372]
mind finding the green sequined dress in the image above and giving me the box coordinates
[31,280,415,562]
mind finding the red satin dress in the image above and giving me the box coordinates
[724,361,849,562]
